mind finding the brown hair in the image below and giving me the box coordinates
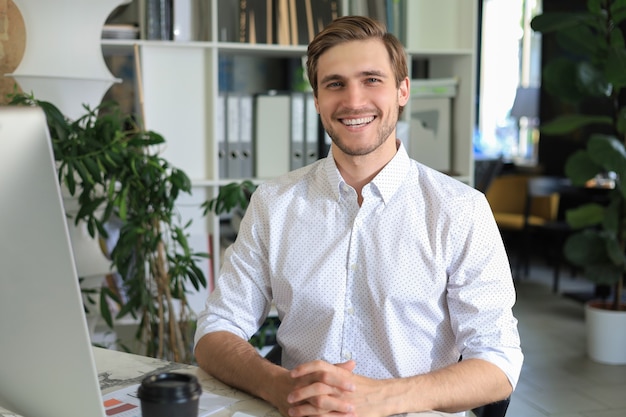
[306,15,408,96]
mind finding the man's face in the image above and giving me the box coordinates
[314,39,409,157]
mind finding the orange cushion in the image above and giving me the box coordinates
[493,212,548,230]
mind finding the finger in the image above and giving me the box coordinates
[288,381,339,404]
[287,395,355,417]
[290,360,332,378]
[334,360,356,372]
[293,371,355,395]
[290,361,356,392]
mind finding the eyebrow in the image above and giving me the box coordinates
[319,70,388,85]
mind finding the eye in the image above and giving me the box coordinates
[326,81,343,89]
[366,77,381,84]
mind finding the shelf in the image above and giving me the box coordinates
[216,42,307,57]
[405,48,475,57]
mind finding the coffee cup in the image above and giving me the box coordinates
[137,372,201,417]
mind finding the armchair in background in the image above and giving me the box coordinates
[519,176,571,293]
[474,157,505,194]
[485,174,560,280]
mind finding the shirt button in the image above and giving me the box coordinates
[343,352,352,360]
[347,307,354,315]
[350,264,358,271]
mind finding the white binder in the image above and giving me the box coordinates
[290,92,306,170]
[226,93,241,178]
[255,92,291,178]
[304,92,319,165]
[216,93,227,179]
[239,94,254,178]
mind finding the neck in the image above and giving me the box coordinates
[333,138,399,205]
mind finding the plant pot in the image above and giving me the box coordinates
[585,301,626,365]
[61,189,112,278]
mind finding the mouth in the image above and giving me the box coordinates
[339,116,376,128]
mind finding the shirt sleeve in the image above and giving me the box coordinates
[446,192,524,389]
[194,188,273,349]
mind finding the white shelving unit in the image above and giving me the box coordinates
[100,0,478,281]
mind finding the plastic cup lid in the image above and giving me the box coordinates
[137,372,202,403]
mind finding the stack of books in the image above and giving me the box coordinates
[102,24,139,40]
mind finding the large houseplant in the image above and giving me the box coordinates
[9,92,208,363]
[531,0,626,362]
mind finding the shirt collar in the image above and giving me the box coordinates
[322,140,412,204]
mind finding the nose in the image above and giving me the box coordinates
[341,82,367,109]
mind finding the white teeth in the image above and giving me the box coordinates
[342,116,374,126]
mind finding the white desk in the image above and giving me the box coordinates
[0,347,457,417]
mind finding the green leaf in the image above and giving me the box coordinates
[576,61,611,97]
[563,229,611,266]
[557,26,605,58]
[564,150,602,186]
[588,0,603,14]
[609,25,625,49]
[542,58,587,102]
[605,234,624,265]
[610,0,626,25]
[586,134,626,177]
[83,157,102,183]
[605,47,626,89]
[73,161,95,186]
[117,186,129,221]
[541,114,613,135]
[602,198,621,235]
[531,12,595,34]
[582,262,624,285]
[100,289,114,329]
[617,106,626,134]
[565,203,606,228]
[64,162,77,195]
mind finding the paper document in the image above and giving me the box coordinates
[102,383,238,417]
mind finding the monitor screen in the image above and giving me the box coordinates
[0,106,106,417]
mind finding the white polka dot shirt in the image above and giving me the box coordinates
[195,142,523,389]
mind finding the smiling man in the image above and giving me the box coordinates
[194,16,522,417]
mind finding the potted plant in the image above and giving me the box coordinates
[9,91,208,364]
[531,0,626,364]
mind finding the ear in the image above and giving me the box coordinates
[314,95,320,114]
[398,77,410,106]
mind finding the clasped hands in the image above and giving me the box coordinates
[283,359,388,417]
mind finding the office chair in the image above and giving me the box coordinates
[265,346,510,417]
[474,157,504,194]
[485,174,534,278]
[485,174,531,233]
[519,176,571,293]
[485,174,564,284]
[471,398,510,417]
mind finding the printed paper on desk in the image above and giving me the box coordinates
[102,383,238,417]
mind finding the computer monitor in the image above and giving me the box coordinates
[0,106,107,417]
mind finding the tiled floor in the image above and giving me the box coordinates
[506,255,626,417]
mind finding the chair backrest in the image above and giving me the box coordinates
[523,176,570,226]
[486,174,565,231]
[472,397,510,417]
[486,174,529,215]
[474,157,504,194]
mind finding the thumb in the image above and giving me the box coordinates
[336,360,357,372]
